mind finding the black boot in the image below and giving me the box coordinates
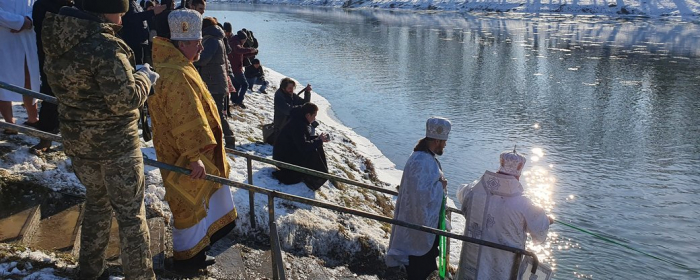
[29,139,52,155]
[173,250,216,272]
[225,136,236,149]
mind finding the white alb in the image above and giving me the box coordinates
[386,150,445,267]
[0,0,40,102]
[456,171,550,280]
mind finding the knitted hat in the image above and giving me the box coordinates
[78,0,128,13]
[426,117,451,141]
[498,146,527,177]
[168,9,203,41]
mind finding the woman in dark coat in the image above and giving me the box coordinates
[271,78,310,144]
[272,103,329,190]
[194,17,235,148]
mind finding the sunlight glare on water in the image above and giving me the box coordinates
[521,147,559,271]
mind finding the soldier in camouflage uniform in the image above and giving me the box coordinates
[41,1,159,279]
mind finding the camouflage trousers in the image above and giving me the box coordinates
[72,149,155,280]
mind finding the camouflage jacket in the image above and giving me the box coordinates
[42,7,151,159]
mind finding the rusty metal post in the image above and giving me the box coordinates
[248,157,256,229]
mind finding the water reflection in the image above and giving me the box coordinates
[521,148,557,270]
[209,4,700,279]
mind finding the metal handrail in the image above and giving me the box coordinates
[226,145,462,268]
[0,120,539,279]
[225,148,465,214]
[226,148,400,196]
[268,193,286,280]
[0,81,58,104]
[0,81,539,278]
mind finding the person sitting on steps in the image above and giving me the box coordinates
[244,58,269,94]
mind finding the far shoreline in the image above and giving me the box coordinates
[208,1,700,23]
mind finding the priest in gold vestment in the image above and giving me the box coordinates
[149,9,237,271]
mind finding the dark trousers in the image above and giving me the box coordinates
[210,94,233,138]
[143,43,153,65]
[232,73,248,104]
[36,84,59,133]
[246,77,269,92]
[131,43,148,65]
[406,235,440,280]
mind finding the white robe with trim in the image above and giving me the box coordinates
[386,150,445,267]
[172,185,236,254]
[0,0,40,102]
[456,171,550,280]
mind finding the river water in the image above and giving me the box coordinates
[208,4,699,279]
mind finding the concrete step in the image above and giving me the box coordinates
[205,235,274,279]
[0,177,48,245]
[284,255,332,280]
[208,245,249,279]
[31,203,83,252]
[2,198,168,270]
[0,205,41,244]
[1,181,171,275]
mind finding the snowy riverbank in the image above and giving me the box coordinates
[0,66,472,278]
[211,0,700,20]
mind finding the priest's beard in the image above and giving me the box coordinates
[434,146,444,156]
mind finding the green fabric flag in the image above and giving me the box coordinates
[438,195,447,279]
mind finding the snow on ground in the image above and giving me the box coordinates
[0,65,468,277]
[0,244,75,279]
[214,0,700,20]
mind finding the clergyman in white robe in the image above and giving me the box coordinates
[386,149,445,266]
[0,0,39,122]
[456,150,550,280]
[386,117,451,279]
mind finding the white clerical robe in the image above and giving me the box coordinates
[172,185,236,256]
[0,0,40,102]
[455,171,550,280]
[386,150,445,267]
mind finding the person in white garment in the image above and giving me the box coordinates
[0,0,40,134]
[386,116,451,280]
[456,148,553,280]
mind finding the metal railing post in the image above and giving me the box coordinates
[268,192,278,280]
[510,252,523,280]
[248,157,256,229]
[268,192,286,280]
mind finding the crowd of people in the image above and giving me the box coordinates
[1,0,553,279]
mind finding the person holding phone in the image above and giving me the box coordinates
[272,102,330,191]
